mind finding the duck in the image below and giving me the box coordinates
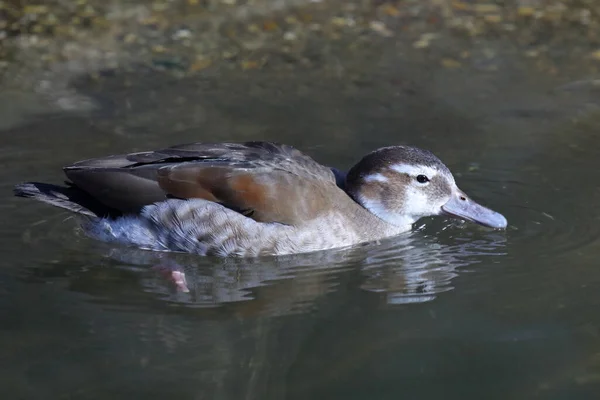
[14,141,507,257]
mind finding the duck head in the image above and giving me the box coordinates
[345,146,507,230]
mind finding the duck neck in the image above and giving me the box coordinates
[341,188,413,241]
[358,196,415,229]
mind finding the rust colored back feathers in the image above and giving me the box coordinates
[157,162,340,225]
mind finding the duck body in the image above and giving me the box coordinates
[14,141,507,257]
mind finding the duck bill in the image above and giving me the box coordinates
[441,189,507,229]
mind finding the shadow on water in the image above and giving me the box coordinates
[2,33,600,400]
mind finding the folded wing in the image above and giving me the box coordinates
[64,141,343,225]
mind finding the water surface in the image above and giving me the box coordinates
[2,35,600,399]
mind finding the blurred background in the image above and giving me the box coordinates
[2,1,600,399]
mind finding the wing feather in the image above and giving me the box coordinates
[63,141,344,224]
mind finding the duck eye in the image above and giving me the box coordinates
[416,175,429,184]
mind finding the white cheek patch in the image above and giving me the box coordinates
[390,163,438,179]
[401,186,438,217]
[363,173,389,183]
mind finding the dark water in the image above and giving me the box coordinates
[2,37,600,399]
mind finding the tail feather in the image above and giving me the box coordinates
[14,182,121,218]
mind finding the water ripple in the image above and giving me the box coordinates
[357,225,507,305]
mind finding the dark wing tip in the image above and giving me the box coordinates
[14,182,42,198]
[13,182,119,218]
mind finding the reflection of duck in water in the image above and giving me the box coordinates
[15,141,506,257]
[359,229,507,304]
[100,227,506,310]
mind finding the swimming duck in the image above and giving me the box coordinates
[14,141,507,257]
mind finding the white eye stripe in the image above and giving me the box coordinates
[363,173,389,183]
[390,163,438,179]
